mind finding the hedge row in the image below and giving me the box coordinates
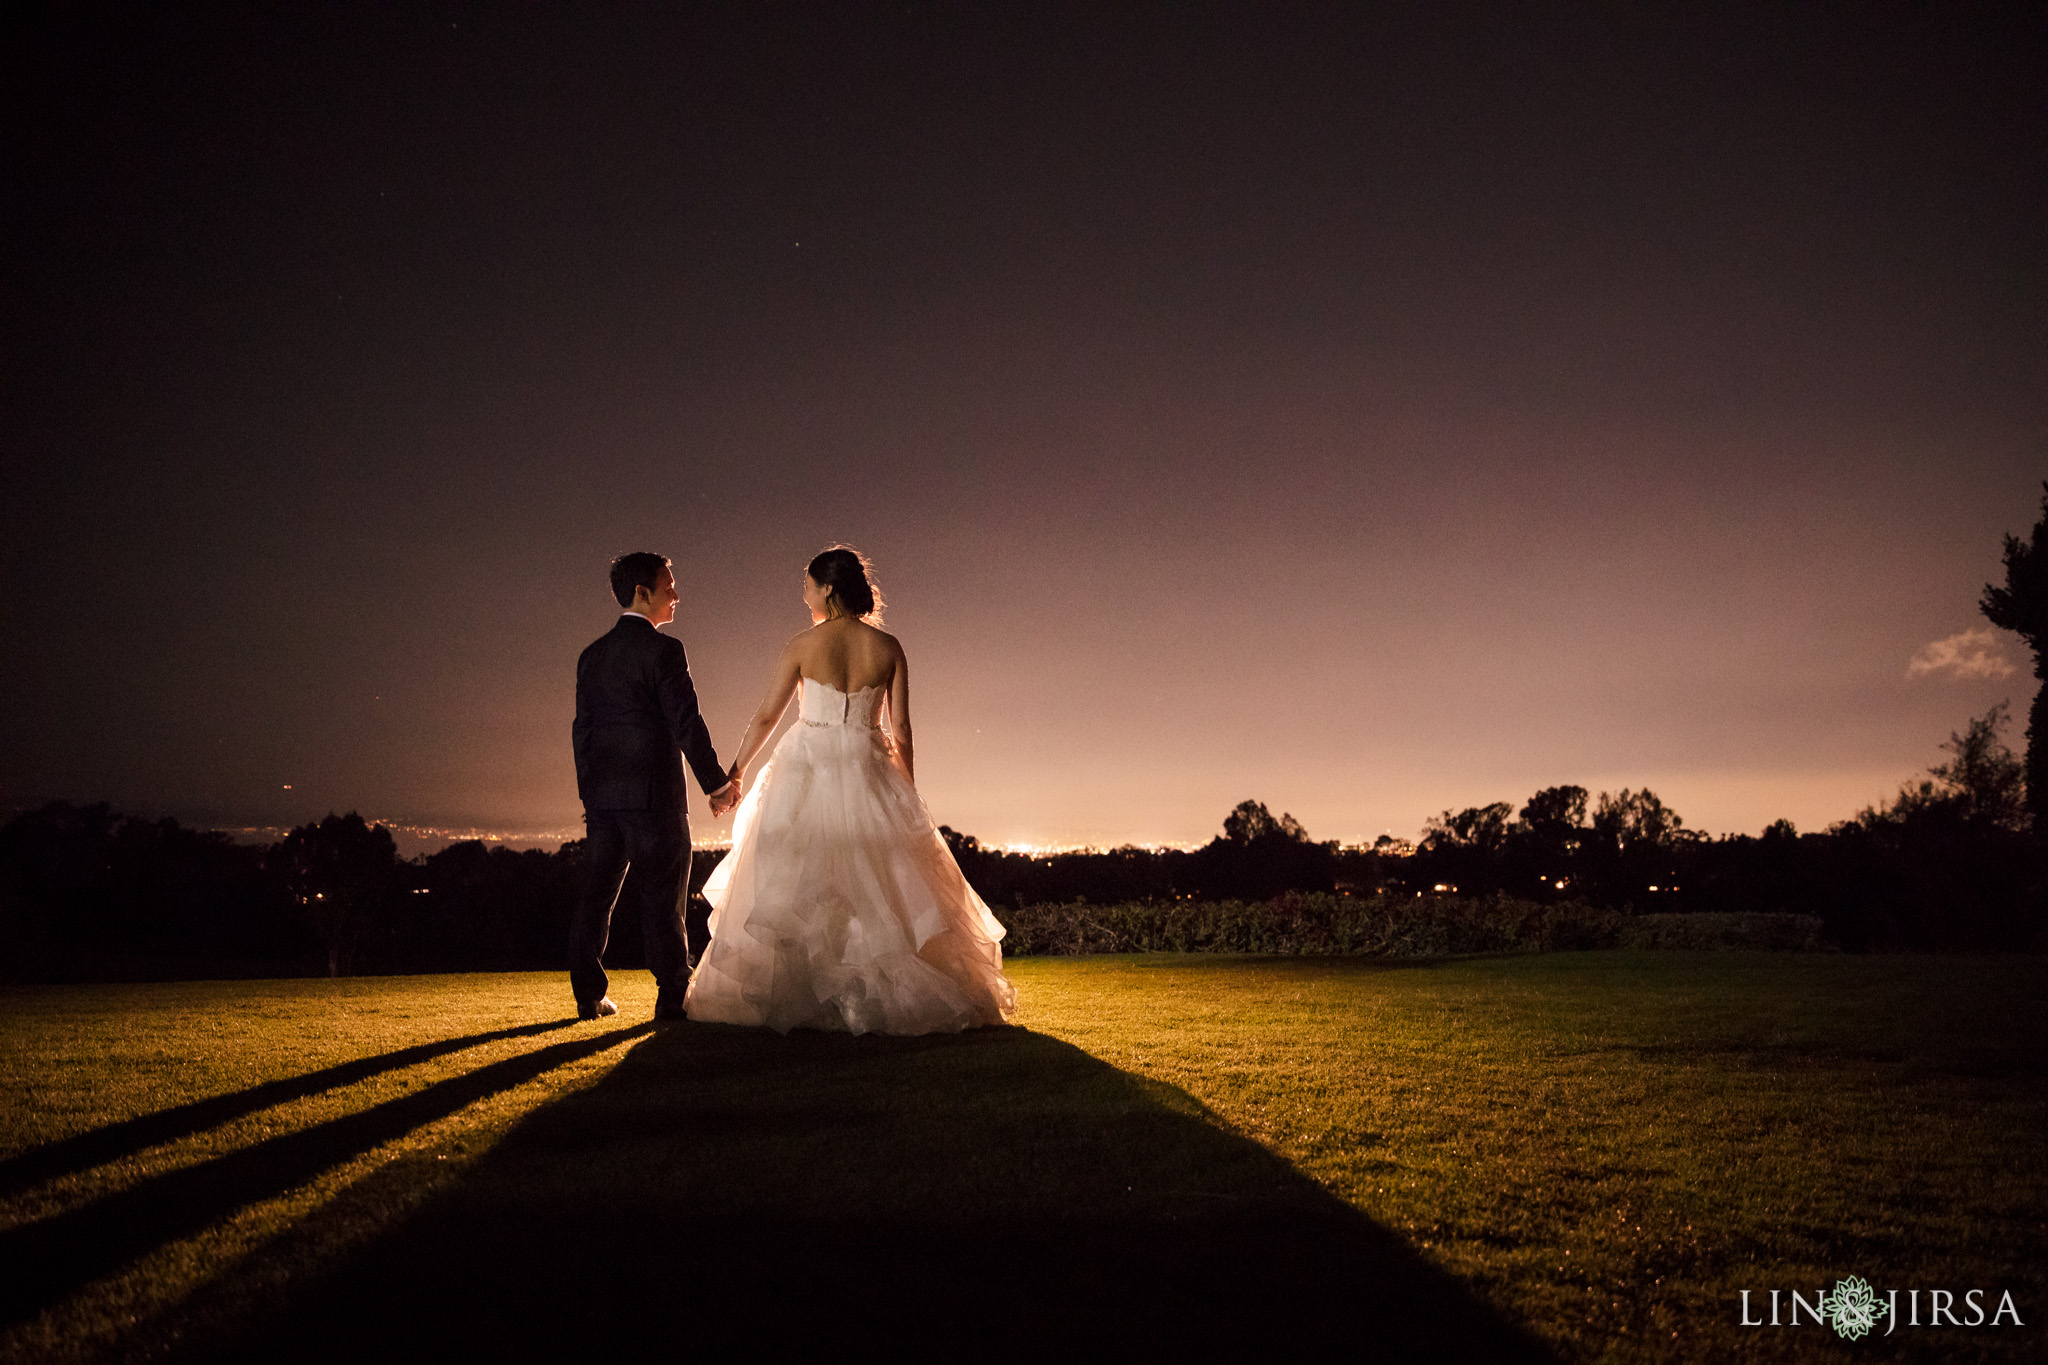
[990,892,1825,957]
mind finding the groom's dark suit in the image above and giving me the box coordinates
[570,612,729,1012]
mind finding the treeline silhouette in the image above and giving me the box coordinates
[0,808,587,982]
[1,709,2039,981]
[941,706,2041,951]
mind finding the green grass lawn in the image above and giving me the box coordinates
[0,954,2042,1362]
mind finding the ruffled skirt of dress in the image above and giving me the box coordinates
[684,722,1015,1035]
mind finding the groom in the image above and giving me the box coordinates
[569,552,738,1021]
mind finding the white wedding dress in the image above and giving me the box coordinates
[684,678,1016,1034]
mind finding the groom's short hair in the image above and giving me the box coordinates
[610,552,671,608]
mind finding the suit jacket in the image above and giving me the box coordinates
[572,615,728,813]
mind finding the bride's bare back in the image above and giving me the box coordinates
[793,617,900,694]
[729,616,915,787]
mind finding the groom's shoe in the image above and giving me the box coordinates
[577,996,618,1021]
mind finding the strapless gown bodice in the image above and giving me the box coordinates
[685,679,1014,1035]
[795,676,885,728]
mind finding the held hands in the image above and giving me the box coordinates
[708,765,744,817]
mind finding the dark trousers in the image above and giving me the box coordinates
[570,806,703,1008]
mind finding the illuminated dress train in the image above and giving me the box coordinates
[683,678,1015,1035]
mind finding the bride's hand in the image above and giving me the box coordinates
[709,770,742,817]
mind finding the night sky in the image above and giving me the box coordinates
[6,3,2044,850]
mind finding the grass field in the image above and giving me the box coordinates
[0,954,2042,1361]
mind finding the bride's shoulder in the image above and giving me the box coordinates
[777,628,819,665]
[826,617,899,649]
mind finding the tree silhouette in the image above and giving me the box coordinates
[1980,480,2048,838]
[1518,786,1589,840]
[1422,802,1515,856]
[269,813,397,977]
[1591,789,1683,854]
[1206,801,1333,899]
[1929,704,2029,832]
[1857,705,2028,832]
[1221,800,1307,844]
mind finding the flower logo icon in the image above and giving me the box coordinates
[1820,1275,1881,1340]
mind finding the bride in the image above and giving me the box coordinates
[683,546,1016,1034]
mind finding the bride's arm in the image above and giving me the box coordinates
[728,641,803,785]
[886,644,913,785]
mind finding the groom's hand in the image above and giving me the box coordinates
[708,777,740,817]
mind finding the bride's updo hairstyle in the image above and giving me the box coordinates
[807,544,884,624]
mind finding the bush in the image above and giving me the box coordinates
[1619,912,1825,952]
[993,894,1829,957]
[995,892,1620,957]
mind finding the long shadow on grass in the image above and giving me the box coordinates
[210,1023,1551,1359]
[0,1019,579,1201]
[0,1023,648,1331]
